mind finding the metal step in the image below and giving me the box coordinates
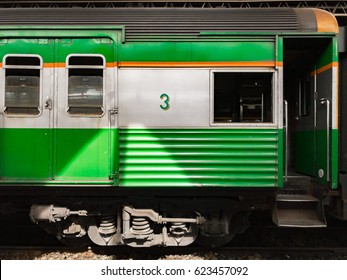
[272,194,327,228]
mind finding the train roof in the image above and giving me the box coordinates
[0,8,338,40]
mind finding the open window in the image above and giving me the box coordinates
[67,55,105,116]
[213,72,273,124]
[4,55,41,116]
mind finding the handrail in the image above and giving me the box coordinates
[284,100,288,182]
[320,98,330,181]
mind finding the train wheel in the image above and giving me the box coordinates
[196,212,250,248]
[195,233,234,248]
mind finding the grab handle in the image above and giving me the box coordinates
[319,98,330,181]
[284,100,288,182]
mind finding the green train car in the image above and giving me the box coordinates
[0,7,345,247]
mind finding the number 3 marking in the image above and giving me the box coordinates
[160,93,170,111]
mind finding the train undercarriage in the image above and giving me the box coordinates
[2,189,260,248]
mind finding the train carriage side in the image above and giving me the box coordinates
[0,8,343,247]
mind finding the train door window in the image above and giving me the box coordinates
[298,78,311,117]
[213,72,273,124]
[66,55,105,116]
[3,55,42,116]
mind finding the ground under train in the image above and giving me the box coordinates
[0,7,346,247]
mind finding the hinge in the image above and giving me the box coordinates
[109,172,118,180]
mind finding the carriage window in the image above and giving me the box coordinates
[213,72,273,123]
[67,55,105,116]
[4,56,41,116]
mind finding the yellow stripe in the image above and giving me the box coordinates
[118,61,277,68]
[311,62,338,76]
[44,63,65,68]
[106,62,117,67]
[1,61,281,68]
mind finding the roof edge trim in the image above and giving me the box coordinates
[312,8,339,34]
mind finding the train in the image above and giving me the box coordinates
[0,7,346,248]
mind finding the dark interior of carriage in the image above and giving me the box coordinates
[213,72,273,123]
[283,37,332,183]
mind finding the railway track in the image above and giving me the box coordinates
[1,244,347,260]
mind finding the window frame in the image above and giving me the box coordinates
[65,54,106,117]
[2,54,43,118]
[210,68,278,128]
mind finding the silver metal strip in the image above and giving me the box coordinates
[320,98,330,181]
[284,99,288,182]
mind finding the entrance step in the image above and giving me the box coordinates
[272,194,327,227]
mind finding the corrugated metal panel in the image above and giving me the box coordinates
[0,8,316,41]
[119,129,279,187]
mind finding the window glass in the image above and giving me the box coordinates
[214,72,273,123]
[67,56,104,116]
[4,56,41,116]
[300,79,311,117]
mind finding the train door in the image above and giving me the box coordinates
[53,38,117,183]
[314,42,336,185]
[285,37,337,187]
[0,39,55,181]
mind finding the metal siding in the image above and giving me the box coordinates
[119,128,279,187]
[0,8,313,41]
[118,69,210,127]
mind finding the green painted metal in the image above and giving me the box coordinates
[294,130,316,176]
[276,36,284,64]
[0,37,275,64]
[0,38,55,62]
[294,129,338,189]
[277,128,284,188]
[0,38,115,63]
[331,129,338,189]
[119,128,279,187]
[0,27,120,63]
[53,129,117,182]
[118,41,275,62]
[0,128,52,180]
[0,128,117,184]
[315,129,338,188]
[315,38,336,70]
[56,38,115,63]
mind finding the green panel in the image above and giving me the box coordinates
[316,128,338,187]
[315,38,337,70]
[331,129,338,189]
[294,130,315,176]
[56,38,115,63]
[118,41,275,62]
[119,129,279,187]
[0,128,118,184]
[54,129,116,181]
[0,128,51,180]
[316,129,328,184]
[0,38,55,62]
[0,38,115,63]
[277,128,284,188]
[294,129,338,188]
[276,36,284,64]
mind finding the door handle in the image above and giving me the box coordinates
[45,97,52,110]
